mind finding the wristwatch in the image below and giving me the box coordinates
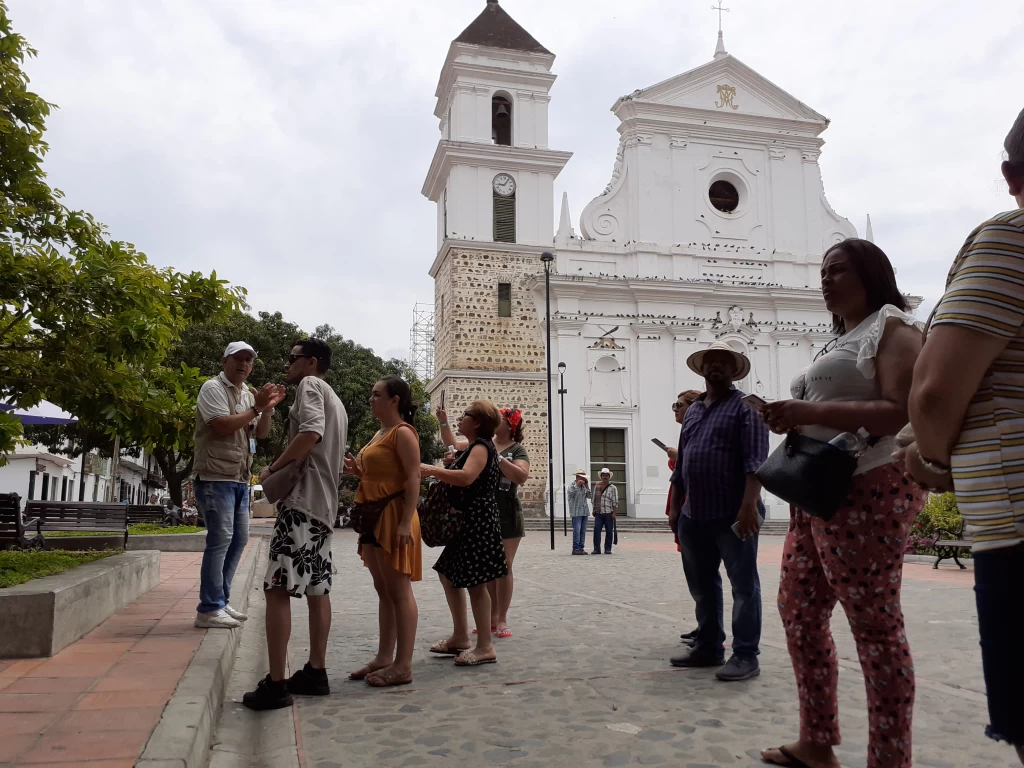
[439,421,448,427]
[918,454,951,475]
[252,406,262,419]
[497,454,505,464]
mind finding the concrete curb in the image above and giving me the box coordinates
[137,537,264,768]
[42,532,207,552]
[0,550,160,659]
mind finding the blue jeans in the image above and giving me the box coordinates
[676,512,761,658]
[973,542,1024,746]
[571,515,588,551]
[593,513,614,553]
[195,480,250,614]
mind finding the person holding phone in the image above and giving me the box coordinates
[567,469,592,554]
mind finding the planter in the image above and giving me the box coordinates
[0,550,161,658]
[43,531,208,552]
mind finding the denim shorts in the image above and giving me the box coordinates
[973,541,1024,746]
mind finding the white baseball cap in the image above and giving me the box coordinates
[223,341,257,359]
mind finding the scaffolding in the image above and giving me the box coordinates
[409,302,435,383]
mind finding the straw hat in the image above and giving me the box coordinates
[574,468,589,482]
[686,341,750,380]
[599,467,613,479]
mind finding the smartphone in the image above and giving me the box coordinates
[440,390,446,411]
[741,394,768,412]
[731,511,765,540]
[651,437,669,451]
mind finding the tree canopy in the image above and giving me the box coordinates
[0,3,242,463]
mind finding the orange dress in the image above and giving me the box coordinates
[355,423,422,581]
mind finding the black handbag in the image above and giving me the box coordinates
[755,432,858,521]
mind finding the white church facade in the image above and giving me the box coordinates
[424,0,864,519]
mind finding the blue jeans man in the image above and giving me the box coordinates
[195,480,250,615]
[571,515,589,552]
[593,513,614,554]
[675,505,763,664]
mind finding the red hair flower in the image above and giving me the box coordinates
[500,407,523,432]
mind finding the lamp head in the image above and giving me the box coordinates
[540,251,554,263]
[558,362,566,373]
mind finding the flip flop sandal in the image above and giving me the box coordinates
[495,627,513,638]
[763,746,815,768]
[471,627,497,635]
[349,661,388,680]
[429,640,471,655]
[454,650,497,667]
[365,668,413,688]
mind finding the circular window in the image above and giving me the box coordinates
[709,180,739,213]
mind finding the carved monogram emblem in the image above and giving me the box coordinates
[715,84,739,110]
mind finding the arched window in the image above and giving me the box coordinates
[492,94,512,146]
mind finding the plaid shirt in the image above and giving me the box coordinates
[670,387,768,521]
[593,482,618,515]
[567,482,592,517]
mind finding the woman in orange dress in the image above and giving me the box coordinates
[343,377,423,687]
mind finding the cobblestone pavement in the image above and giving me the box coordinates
[280,531,1014,768]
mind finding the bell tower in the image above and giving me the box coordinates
[422,0,572,513]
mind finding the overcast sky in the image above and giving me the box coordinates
[12,0,1023,362]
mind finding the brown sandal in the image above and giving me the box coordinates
[349,661,389,680]
[429,639,470,655]
[365,667,413,687]
[454,649,497,667]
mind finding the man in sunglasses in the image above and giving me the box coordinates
[193,341,285,630]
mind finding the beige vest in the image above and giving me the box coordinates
[193,378,253,483]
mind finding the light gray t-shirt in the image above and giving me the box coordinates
[281,377,348,525]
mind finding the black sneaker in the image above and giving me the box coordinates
[715,654,760,682]
[669,647,725,668]
[242,674,293,711]
[287,662,330,696]
[680,628,698,640]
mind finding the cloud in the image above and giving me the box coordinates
[11,0,1023,361]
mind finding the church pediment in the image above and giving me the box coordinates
[618,55,827,129]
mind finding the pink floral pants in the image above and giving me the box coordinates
[778,462,926,768]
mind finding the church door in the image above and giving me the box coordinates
[589,428,628,516]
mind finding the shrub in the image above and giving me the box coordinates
[906,493,963,555]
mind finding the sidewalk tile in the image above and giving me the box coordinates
[29,660,115,679]
[75,689,175,710]
[4,678,96,695]
[0,693,82,713]
[13,761,135,768]
[0,734,38,762]
[59,706,164,732]
[17,729,149,763]
[4,711,62,735]
[0,659,46,679]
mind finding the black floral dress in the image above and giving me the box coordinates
[433,439,508,589]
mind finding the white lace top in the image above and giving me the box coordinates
[792,304,922,474]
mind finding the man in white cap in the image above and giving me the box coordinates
[193,341,284,629]
[567,469,592,554]
[592,468,618,554]
[668,341,768,682]
[907,106,1024,761]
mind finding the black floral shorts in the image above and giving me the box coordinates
[264,507,334,597]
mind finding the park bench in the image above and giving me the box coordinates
[931,519,973,569]
[126,504,166,526]
[0,493,43,550]
[26,501,130,549]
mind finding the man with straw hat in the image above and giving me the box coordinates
[567,469,592,555]
[668,341,768,682]
[906,106,1024,762]
[592,468,618,554]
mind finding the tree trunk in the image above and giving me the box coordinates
[154,448,193,507]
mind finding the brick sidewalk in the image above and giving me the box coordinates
[0,551,219,767]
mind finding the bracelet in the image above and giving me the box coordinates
[440,421,448,427]
[918,454,951,475]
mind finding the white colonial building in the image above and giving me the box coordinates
[424,1,867,519]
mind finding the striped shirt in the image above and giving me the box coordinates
[929,208,1024,551]
[593,482,618,515]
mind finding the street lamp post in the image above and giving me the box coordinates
[557,362,567,536]
[541,251,556,551]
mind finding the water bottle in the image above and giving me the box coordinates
[828,429,868,455]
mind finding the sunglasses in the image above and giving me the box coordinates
[287,353,315,364]
[671,402,688,410]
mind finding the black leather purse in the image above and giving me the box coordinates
[755,432,858,521]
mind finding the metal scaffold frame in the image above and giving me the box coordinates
[409,302,435,384]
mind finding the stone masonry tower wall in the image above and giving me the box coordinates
[433,246,550,514]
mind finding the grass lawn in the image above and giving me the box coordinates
[0,550,118,589]
[43,524,203,538]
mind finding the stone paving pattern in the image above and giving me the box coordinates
[0,547,246,768]
[281,531,1017,768]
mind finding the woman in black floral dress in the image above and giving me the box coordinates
[420,400,507,666]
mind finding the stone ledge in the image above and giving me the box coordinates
[138,538,264,768]
[0,550,161,658]
[41,532,208,552]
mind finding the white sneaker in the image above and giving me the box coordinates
[194,609,241,629]
[223,605,248,622]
